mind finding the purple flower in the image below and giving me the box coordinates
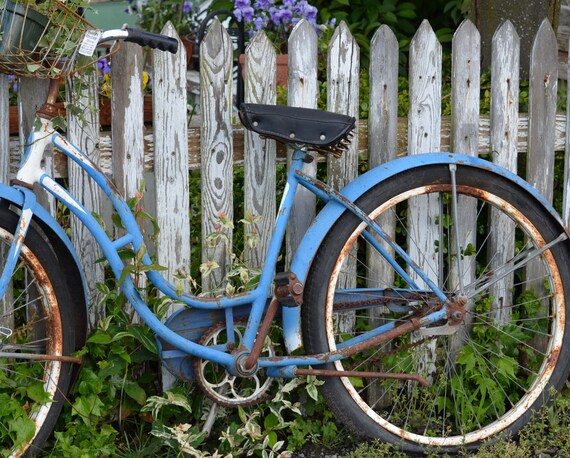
[269,6,280,25]
[254,0,273,9]
[233,0,322,46]
[242,6,255,21]
[278,7,293,24]
[98,58,111,75]
[269,6,293,26]
[183,0,192,14]
[235,0,255,23]
[8,75,18,92]
[253,15,265,30]
[304,5,317,23]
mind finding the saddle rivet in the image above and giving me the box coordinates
[253,121,259,127]
[289,132,295,139]
[320,134,326,140]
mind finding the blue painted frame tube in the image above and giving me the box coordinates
[45,137,311,361]
[51,135,307,317]
[38,173,233,367]
[0,188,36,298]
[295,171,448,302]
[241,151,307,348]
[52,134,255,309]
[45,134,451,372]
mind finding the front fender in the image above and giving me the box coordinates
[0,184,88,344]
[282,153,565,352]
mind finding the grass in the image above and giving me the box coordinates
[344,389,570,458]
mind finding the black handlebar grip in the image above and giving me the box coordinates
[124,28,179,54]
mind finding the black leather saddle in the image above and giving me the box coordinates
[239,103,356,156]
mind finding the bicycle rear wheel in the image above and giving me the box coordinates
[302,163,570,453]
[0,205,77,457]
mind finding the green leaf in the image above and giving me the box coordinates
[306,383,319,402]
[348,377,364,388]
[383,11,398,23]
[26,64,42,73]
[457,346,476,372]
[26,382,52,404]
[87,331,112,344]
[111,212,125,229]
[11,416,35,446]
[497,356,518,381]
[126,325,158,354]
[135,245,147,264]
[124,381,147,405]
[72,393,104,420]
[118,265,135,286]
[396,9,416,19]
[264,413,279,430]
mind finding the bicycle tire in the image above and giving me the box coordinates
[302,163,570,453]
[0,205,76,457]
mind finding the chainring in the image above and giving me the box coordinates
[194,321,276,408]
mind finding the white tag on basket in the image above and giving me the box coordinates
[78,30,102,57]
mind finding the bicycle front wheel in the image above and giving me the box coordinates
[0,206,76,457]
[302,163,570,453]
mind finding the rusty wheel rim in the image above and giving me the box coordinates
[325,185,564,446]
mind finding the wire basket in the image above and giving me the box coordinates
[0,0,103,78]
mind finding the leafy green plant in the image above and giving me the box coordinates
[0,0,93,73]
[140,375,338,457]
[313,0,418,70]
[128,0,201,36]
[46,278,169,455]
[195,211,263,296]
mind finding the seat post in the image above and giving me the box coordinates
[37,77,64,120]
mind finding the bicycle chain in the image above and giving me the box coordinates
[332,292,439,311]
[196,306,440,399]
[346,335,437,371]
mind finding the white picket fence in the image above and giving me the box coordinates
[0,17,567,326]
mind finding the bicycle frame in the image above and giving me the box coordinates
[3,115,564,378]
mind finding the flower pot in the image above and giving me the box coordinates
[9,96,153,135]
[0,1,49,56]
[239,53,288,87]
[99,95,153,127]
[181,34,197,69]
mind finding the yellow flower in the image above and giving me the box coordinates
[142,71,149,90]
[101,74,112,98]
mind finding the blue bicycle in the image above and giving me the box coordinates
[2,2,570,456]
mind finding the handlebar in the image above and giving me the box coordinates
[41,27,179,107]
[97,27,179,54]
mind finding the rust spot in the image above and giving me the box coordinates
[243,297,279,370]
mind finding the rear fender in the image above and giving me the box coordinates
[281,153,566,352]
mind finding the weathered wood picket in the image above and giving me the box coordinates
[0,17,566,327]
